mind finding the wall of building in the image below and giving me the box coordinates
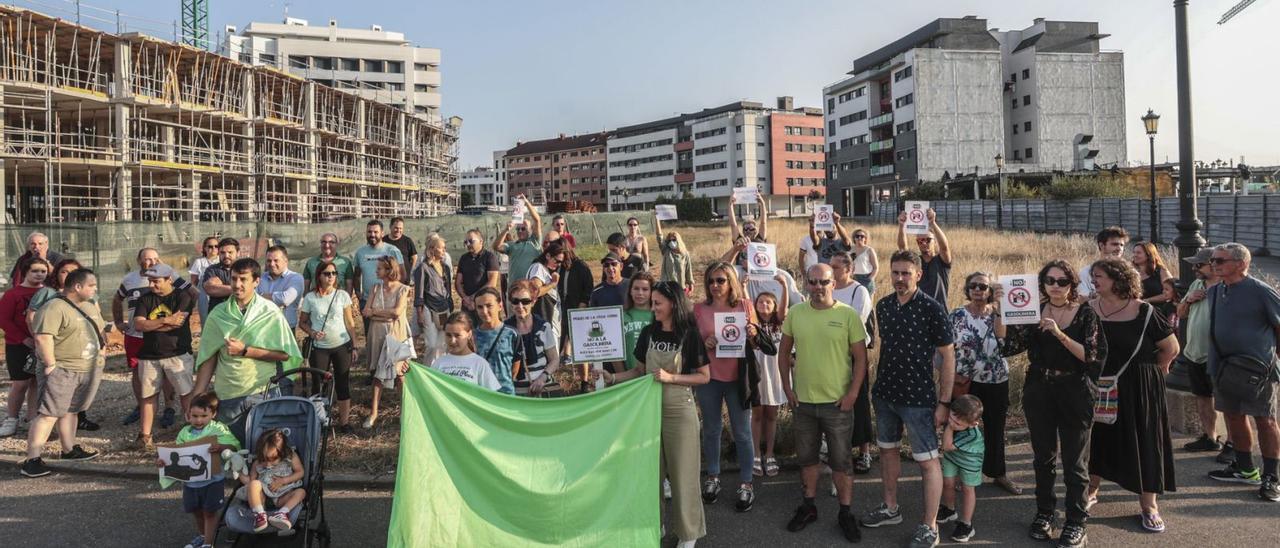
[550,145,608,209]
[913,48,1005,182]
[1032,52,1127,171]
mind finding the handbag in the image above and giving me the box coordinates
[302,290,341,360]
[1093,305,1154,425]
[1209,288,1278,403]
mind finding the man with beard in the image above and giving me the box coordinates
[201,238,240,313]
[354,220,405,308]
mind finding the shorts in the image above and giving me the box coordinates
[124,335,144,369]
[37,367,101,417]
[1182,356,1214,397]
[1215,377,1278,418]
[793,402,854,473]
[183,481,226,513]
[873,397,940,462]
[138,355,195,399]
[235,484,298,508]
[942,454,983,487]
[6,343,36,381]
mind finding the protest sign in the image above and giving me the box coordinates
[567,306,626,362]
[814,205,835,232]
[999,274,1041,325]
[654,205,678,221]
[511,202,526,224]
[904,201,930,235]
[732,186,759,204]
[747,242,778,280]
[156,437,220,484]
[714,312,747,358]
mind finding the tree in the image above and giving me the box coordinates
[459,190,475,208]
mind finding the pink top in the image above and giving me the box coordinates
[693,300,751,383]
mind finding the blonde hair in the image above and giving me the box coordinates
[664,231,689,255]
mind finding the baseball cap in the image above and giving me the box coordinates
[1183,248,1214,265]
[600,253,621,265]
[143,264,175,279]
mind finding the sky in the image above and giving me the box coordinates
[22,0,1280,171]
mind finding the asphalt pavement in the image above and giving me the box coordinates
[2,436,1277,547]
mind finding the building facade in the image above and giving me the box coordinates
[225,17,443,122]
[460,167,504,208]
[502,133,609,210]
[823,17,1125,216]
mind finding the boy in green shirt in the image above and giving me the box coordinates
[160,392,241,548]
[937,394,985,543]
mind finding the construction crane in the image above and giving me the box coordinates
[1218,0,1262,24]
[180,0,209,49]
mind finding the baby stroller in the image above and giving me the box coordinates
[214,367,334,547]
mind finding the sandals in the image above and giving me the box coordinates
[1141,511,1165,533]
[752,457,764,477]
[764,456,780,477]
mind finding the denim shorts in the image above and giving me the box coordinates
[183,480,225,513]
[873,397,940,462]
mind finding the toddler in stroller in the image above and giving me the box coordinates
[240,428,306,532]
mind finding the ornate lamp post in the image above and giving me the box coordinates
[1173,0,1206,290]
[994,153,1005,229]
[1142,109,1161,242]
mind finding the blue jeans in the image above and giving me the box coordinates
[873,396,940,462]
[696,379,754,484]
[218,387,282,444]
[854,274,876,295]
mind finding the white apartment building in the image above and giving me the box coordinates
[225,17,442,121]
[460,167,504,208]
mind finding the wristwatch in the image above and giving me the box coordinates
[938,400,952,408]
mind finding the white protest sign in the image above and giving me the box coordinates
[511,202,526,224]
[655,205,678,221]
[156,439,217,484]
[814,205,835,231]
[567,306,626,363]
[999,275,1041,326]
[714,312,748,358]
[903,201,931,235]
[747,242,778,280]
[732,186,759,204]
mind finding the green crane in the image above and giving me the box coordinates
[180,0,208,49]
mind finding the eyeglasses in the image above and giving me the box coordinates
[807,279,833,286]
[320,271,338,277]
[853,234,867,240]
[1043,277,1073,288]
[321,240,337,245]
[967,283,989,291]
[916,238,933,244]
[1209,257,1238,265]
[709,277,729,285]
[743,226,757,232]
[510,298,534,305]
[465,239,478,245]
[516,226,528,232]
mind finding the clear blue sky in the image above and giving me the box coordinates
[19,0,1280,170]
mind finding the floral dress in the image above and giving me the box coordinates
[949,307,1008,384]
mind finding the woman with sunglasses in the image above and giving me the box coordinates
[597,281,709,548]
[1003,260,1106,546]
[299,260,357,430]
[948,272,1020,496]
[0,257,50,437]
[624,217,651,271]
[189,236,220,322]
[505,280,561,397]
[851,228,879,295]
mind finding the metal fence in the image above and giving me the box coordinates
[864,195,1280,250]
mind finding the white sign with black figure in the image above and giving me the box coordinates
[714,312,747,358]
[814,205,835,232]
[904,201,930,235]
[747,242,778,280]
[1000,274,1041,325]
[567,306,626,363]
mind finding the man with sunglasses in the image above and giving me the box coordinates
[896,208,953,307]
[455,229,501,320]
[546,215,576,250]
[606,233,647,280]
[1204,243,1280,502]
[1176,248,1230,458]
[1077,226,1128,301]
[494,194,543,284]
[589,253,627,308]
[779,264,869,542]
[303,233,355,295]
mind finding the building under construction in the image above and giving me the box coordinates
[0,5,459,224]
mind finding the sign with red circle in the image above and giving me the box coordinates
[1008,287,1032,308]
[908,209,926,224]
[752,251,772,268]
[720,324,741,342]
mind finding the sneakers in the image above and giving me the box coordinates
[0,417,17,437]
[267,510,293,530]
[122,406,141,426]
[1208,463,1262,485]
[1260,474,1280,502]
[76,412,100,432]
[785,504,818,532]
[1057,522,1087,547]
[1216,441,1236,465]
[159,407,177,429]
[701,477,721,504]
[838,510,861,542]
[1029,511,1055,541]
[251,511,269,532]
[861,503,903,528]
[853,452,872,475]
[936,505,957,524]
[60,445,99,461]
[735,485,755,512]
[907,524,939,548]
[19,457,51,478]
[183,535,205,548]
[663,478,672,500]
[1183,433,1222,452]
[951,521,975,543]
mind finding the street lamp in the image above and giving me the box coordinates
[1173,0,1206,290]
[994,153,1005,229]
[1142,109,1161,243]
[894,173,902,211]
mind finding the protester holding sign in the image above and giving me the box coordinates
[808,210,853,265]
[727,193,769,268]
[748,282,788,479]
[654,216,694,294]
[494,194,543,285]
[896,208,953,307]
[166,392,239,548]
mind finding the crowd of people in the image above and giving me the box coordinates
[3,194,1279,548]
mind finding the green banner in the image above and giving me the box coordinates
[388,366,663,547]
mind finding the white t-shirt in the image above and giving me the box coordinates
[799,236,818,272]
[189,256,214,279]
[832,281,873,324]
[1078,262,1096,297]
[738,266,805,310]
[432,352,501,391]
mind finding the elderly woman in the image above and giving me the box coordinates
[505,280,561,397]
[363,256,413,429]
[1087,257,1179,533]
[949,271,1020,495]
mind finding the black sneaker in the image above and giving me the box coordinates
[701,477,721,504]
[907,523,939,548]
[1057,522,1087,547]
[936,505,957,524]
[1183,433,1222,452]
[76,412,100,432]
[60,445,99,461]
[838,510,861,542]
[786,504,818,532]
[1208,462,1262,485]
[1216,441,1236,465]
[1029,511,1055,541]
[735,485,755,512]
[19,457,51,478]
[1260,474,1280,502]
[861,503,902,528]
[951,521,975,543]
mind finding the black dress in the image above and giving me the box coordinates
[1140,266,1174,319]
[1089,302,1176,495]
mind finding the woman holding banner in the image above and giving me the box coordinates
[505,281,561,397]
[598,281,708,548]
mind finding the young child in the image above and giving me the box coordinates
[751,291,787,478]
[430,312,501,391]
[240,429,306,533]
[165,392,240,548]
[937,394,985,542]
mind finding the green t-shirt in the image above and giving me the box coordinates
[944,426,985,473]
[1183,279,1211,363]
[303,254,355,291]
[504,236,542,283]
[623,308,655,371]
[33,297,104,373]
[171,420,241,488]
[781,301,866,404]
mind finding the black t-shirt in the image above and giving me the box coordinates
[634,324,705,374]
[201,263,233,310]
[919,255,952,307]
[621,254,646,280]
[382,235,418,271]
[135,289,196,359]
[457,250,500,297]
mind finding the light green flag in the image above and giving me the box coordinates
[388,366,663,547]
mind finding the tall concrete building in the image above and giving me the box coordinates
[502,133,609,210]
[225,17,443,121]
[459,167,504,208]
[823,16,1125,215]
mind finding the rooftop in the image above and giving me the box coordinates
[506,132,611,157]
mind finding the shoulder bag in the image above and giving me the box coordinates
[1210,285,1277,403]
[1093,304,1154,425]
[301,290,340,360]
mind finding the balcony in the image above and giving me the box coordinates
[675,172,695,184]
[870,164,895,177]
[868,112,894,128]
[673,141,694,152]
[869,139,894,153]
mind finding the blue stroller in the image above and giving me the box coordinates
[214,368,334,547]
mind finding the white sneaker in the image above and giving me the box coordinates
[676,540,696,548]
[0,417,17,437]
[663,479,672,500]
[830,481,838,497]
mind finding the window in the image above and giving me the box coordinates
[736,125,743,133]
[838,111,868,125]
[1025,147,1033,158]
[1012,99,1018,110]
[340,58,359,71]
[786,160,794,169]
[1010,73,1017,82]
[894,94,913,108]
[896,121,914,134]
[757,142,765,147]
[696,162,727,172]
[365,59,385,73]
[1012,124,1018,135]
[894,65,913,82]
[853,134,867,145]
[695,145,726,155]
[735,143,743,150]
[414,84,430,92]
[758,159,766,165]
[1022,95,1031,107]
[313,57,334,70]
[694,128,726,139]
[827,98,835,111]
[828,121,836,135]
[785,143,793,152]
[1022,68,1031,79]
[1013,150,1022,160]
[289,55,309,69]
[1024,121,1032,132]
[737,160,744,167]
[386,61,403,74]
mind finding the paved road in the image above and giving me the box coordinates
[2,436,1276,547]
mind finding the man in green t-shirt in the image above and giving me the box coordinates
[779,263,868,541]
[494,194,543,283]
[302,232,355,294]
